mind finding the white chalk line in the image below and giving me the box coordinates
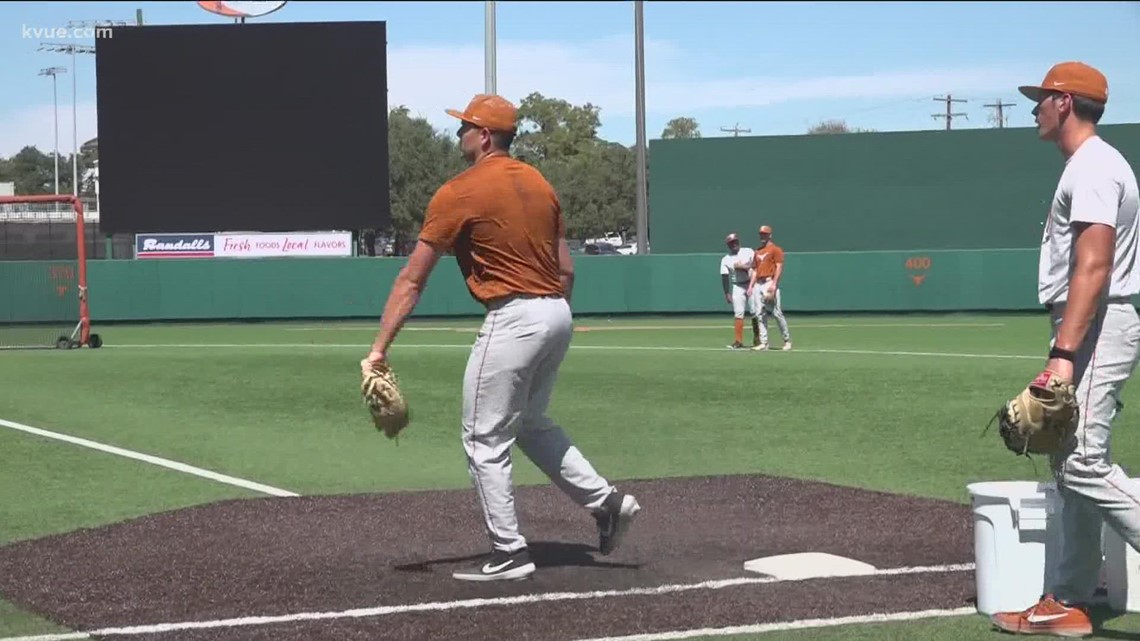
[104,343,1042,361]
[571,607,980,641]
[0,563,974,641]
[284,322,1007,332]
[0,418,299,498]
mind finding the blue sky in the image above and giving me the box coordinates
[1,1,1139,157]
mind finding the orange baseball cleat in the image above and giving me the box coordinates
[990,594,1093,637]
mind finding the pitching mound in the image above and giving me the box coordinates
[0,473,979,640]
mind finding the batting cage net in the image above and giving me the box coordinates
[0,195,101,350]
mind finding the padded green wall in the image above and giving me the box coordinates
[647,124,1140,254]
[0,251,1048,324]
[0,261,80,323]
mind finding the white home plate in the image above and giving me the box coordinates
[743,552,878,580]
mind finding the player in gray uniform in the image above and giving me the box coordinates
[991,62,1140,637]
[364,94,641,583]
[720,233,761,349]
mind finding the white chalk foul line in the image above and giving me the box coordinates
[571,607,979,641]
[0,563,973,641]
[284,322,1006,332]
[0,418,299,498]
[106,343,1042,361]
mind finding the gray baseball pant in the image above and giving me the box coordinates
[1048,299,1140,604]
[757,280,791,344]
[731,282,758,319]
[462,295,616,554]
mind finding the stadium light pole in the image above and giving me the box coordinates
[38,66,67,195]
[40,22,130,198]
[485,1,496,95]
[38,43,95,197]
[634,0,648,255]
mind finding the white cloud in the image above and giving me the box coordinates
[387,35,1034,136]
[385,34,682,134]
[649,67,1034,112]
[0,34,1036,157]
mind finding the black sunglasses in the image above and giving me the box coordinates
[457,121,478,138]
[1031,92,1066,117]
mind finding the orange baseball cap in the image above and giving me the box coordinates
[758,225,772,235]
[725,233,739,244]
[446,94,519,132]
[1019,62,1109,103]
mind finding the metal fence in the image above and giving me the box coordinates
[0,201,132,261]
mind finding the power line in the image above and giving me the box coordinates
[983,99,1016,129]
[932,95,968,131]
[719,123,751,137]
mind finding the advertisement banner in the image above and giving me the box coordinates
[135,234,216,259]
[214,232,353,258]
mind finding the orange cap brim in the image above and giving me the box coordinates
[445,108,470,123]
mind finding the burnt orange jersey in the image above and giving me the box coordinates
[418,154,565,305]
[752,242,785,279]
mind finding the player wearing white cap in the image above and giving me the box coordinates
[720,233,761,349]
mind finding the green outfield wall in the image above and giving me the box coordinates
[647,124,1140,254]
[1,250,1053,324]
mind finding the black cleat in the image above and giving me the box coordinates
[452,548,536,582]
[594,492,641,556]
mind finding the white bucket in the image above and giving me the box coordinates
[968,480,1052,615]
[1104,523,1140,611]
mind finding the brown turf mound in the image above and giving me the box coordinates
[0,474,976,639]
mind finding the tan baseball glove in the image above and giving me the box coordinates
[360,358,409,440]
[987,369,1079,456]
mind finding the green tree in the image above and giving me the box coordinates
[538,140,635,242]
[6,147,55,195]
[806,119,876,135]
[514,92,602,163]
[504,93,639,243]
[385,106,467,253]
[0,145,96,196]
[661,116,701,139]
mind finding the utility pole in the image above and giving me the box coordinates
[932,95,968,131]
[983,99,1015,129]
[719,123,751,137]
[633,0,648,256]
[484,1,496,95]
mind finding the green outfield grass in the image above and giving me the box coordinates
[2,312,1140,640]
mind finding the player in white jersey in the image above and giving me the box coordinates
[991,62,1140,638]
[720,233,761,349]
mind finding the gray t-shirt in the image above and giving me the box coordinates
[1038,135,1140,305]
[720,247,755,285]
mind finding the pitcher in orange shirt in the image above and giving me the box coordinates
[746,225,792,351]
[363,94,640,583]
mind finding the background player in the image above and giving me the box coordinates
[720,233,761,349]
[747,225,792,351]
